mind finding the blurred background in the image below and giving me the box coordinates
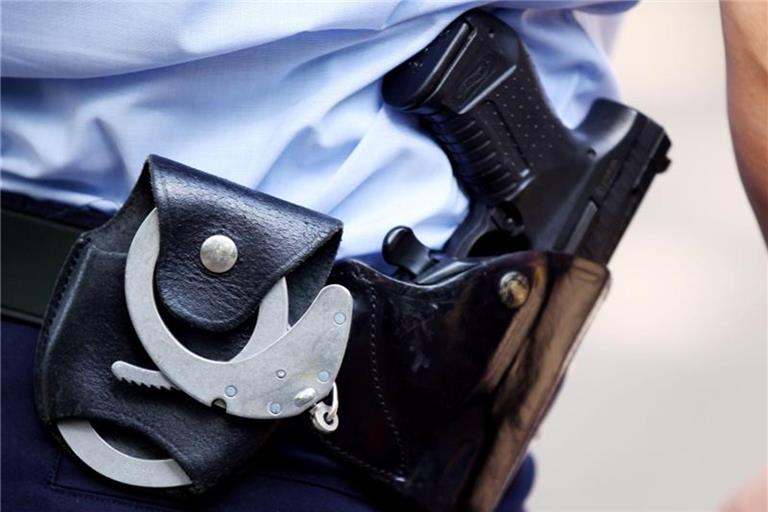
[528,1,767,510]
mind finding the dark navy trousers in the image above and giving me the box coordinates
[0,195,534,511]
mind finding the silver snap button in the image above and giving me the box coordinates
[200,235,238,273]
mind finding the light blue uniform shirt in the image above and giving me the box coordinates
[1,1,635,257]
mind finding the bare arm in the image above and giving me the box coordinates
[720,0,768,244]
[720,7,767,512]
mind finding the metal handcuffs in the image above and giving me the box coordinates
[57,208,353,488]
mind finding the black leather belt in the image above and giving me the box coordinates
[1,199,93,323]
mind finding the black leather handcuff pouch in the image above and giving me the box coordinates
[34,155,343,492]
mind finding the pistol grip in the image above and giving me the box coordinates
[383,10,579,207]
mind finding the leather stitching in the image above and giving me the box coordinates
[316,436,399,480]
[360,269,408,477]
[39,236,89,353]
[315,269,403,481]
[37,236,90,417]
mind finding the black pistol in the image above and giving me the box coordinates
[382,10,670,265]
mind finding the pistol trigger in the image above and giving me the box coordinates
[382,226,437,277]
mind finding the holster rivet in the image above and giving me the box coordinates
[294,387,317,406]
[498,272,530,309]
[200,235,238,273]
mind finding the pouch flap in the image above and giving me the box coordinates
[146,156,342,332]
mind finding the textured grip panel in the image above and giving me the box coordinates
[384,11,580,206]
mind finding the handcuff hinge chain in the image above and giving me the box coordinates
[310,383,339,433]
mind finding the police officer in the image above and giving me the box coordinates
[3,1,763,511]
